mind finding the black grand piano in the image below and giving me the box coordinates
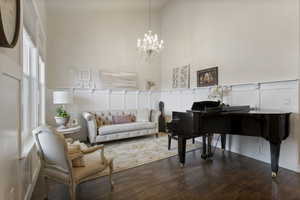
[167,101,291,177]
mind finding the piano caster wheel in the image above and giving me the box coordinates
[201,154,207,160]
[180,164,185,168]
[272,172,277,178]
[222,148,225,152]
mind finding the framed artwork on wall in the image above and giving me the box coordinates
[179,65,190,88]
[172,65,190,89]
[197,67,218,87]
[172,67,179,88]
[99,71,138,89]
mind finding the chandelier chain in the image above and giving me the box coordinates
[149,0,151,30]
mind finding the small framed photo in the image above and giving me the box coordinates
[197,67,218,87]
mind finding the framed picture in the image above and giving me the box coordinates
[172,65,190,89]
[179,65,190,88]
[172,67,179,88]
[197,67,218,87]
[99,71,138,89]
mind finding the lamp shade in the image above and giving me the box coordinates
[53,91,73,105]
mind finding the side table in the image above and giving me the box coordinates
[56,125,82,141]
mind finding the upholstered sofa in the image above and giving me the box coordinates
[82,109,158,144]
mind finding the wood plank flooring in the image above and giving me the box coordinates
[31,148,300,200]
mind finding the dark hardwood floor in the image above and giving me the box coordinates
[31,148,300,200]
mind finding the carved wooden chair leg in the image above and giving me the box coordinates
[44,177,49,200]
[69,183,77,200]
[109,160,114,191]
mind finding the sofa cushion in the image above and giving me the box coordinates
[98,122,156,135]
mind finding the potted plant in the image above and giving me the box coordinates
[55,106,70,128]
[146,81,156,90]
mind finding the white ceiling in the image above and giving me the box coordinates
[46,0,170,11]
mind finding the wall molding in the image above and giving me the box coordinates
[24,162,41,200]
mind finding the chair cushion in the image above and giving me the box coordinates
[67,144,86,167]
[98,122,156,135]
[73,151,107,182]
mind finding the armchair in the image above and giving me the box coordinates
[33,126,114,200]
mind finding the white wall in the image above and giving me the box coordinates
[161,0,299,89]
[0,1,47,200]
[46,7,162,90]
[160,0,300,172]
[0,43,22,200]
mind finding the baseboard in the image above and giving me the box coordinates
[24,161,41,200]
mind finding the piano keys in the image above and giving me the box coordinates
[168,101,291,178]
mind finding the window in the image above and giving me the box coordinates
[22,29,46,145]
[39,57,46,125]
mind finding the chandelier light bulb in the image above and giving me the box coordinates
[137,30,164,59]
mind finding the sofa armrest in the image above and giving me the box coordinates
[150,110,160,124]
[82,112,97,144]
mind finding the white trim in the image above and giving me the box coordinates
[24,161,41,200]
[19,138,35,160]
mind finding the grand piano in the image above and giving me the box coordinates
[168,101,291,178]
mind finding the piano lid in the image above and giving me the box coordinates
[191,101,251,113]
[191,101,220,111]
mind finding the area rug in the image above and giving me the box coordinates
[81,133,201,177]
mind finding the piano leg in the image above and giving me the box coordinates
[270,142,281,178]
[178,137,186,167]
[221,134,226,151]
[201,135,207,159]
[207,134,213,157]
[168,135,171,150]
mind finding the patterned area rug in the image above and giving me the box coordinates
[82,133,201,177]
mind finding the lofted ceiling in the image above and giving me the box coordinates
[46,0,170,11]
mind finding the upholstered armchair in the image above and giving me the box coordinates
[33,126,114,200]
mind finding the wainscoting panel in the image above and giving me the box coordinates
[110,91,125,110]
[230,84,259,108]
[138,91,150,110]
[150,91,161,110]
[125,91,138,110]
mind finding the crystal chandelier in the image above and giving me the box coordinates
[137,0,164,59]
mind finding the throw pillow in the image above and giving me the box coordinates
[112,115,132,124]
[130,114,136,122]
[96,115,104,128]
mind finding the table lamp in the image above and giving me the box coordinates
[53,91,73,128]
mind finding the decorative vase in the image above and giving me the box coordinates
[158,101,166,132]
[55,116,70,128]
